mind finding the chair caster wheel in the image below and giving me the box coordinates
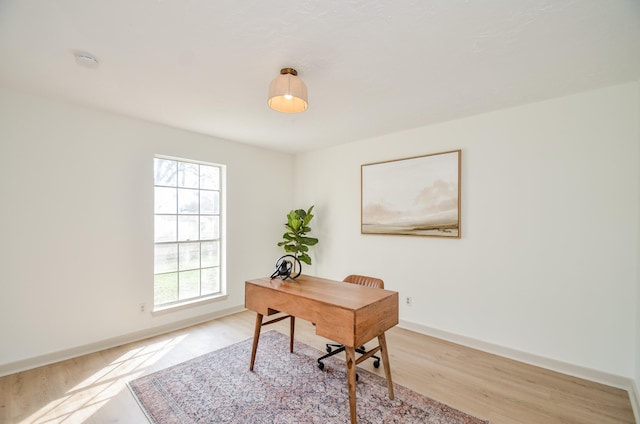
[373,360,380,368]
[318,362,324,370]
[326,346,332,353]
[356,373,359,382]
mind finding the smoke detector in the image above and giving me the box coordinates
[73,51,99,68]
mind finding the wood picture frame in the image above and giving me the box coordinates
[361,150,461,238]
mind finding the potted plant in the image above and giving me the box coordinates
[277,205,319,274]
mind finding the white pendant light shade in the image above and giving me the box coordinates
[268,68,308,113]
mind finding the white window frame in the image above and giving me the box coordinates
[153,155,226,312]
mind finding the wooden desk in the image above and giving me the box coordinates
[245,275,399,424]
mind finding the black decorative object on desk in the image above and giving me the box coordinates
[270,255,302,280]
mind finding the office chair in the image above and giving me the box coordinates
[317,274,384,372]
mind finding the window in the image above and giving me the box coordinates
[153,157,223,308]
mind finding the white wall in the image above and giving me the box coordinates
[636,83,640,400]
[1,82,638,395]
[0,86,292,368]
[295,83,639,380]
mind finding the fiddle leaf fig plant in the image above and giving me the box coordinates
[277,205,319,266]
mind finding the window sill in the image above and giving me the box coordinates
[151,294,228,316]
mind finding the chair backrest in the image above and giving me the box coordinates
[343,274,384,289]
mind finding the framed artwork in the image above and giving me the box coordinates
[361,150,461,238]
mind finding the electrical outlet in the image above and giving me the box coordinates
[139,302,146,313]
[405,296,412,307]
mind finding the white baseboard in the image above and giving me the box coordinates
[630,379,640,424]
[398,319,637,395]
[0,304,246,378]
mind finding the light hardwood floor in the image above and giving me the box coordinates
[0,310,635,423]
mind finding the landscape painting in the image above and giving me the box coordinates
[361,150,461,238]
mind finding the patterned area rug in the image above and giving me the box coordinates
[128,331,488,423]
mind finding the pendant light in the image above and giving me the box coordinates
[268,68,308,113]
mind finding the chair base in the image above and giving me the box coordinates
[317,343,381,372]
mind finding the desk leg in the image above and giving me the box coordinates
[345,346,358,424]
[378,332,394,400]
[289,316,295,353]
[250,313,263,371]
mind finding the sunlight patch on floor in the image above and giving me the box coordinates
[19,334,188,424]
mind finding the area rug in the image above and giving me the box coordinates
[128,330,488,424]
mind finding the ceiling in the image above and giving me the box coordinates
[0,0,639,154]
